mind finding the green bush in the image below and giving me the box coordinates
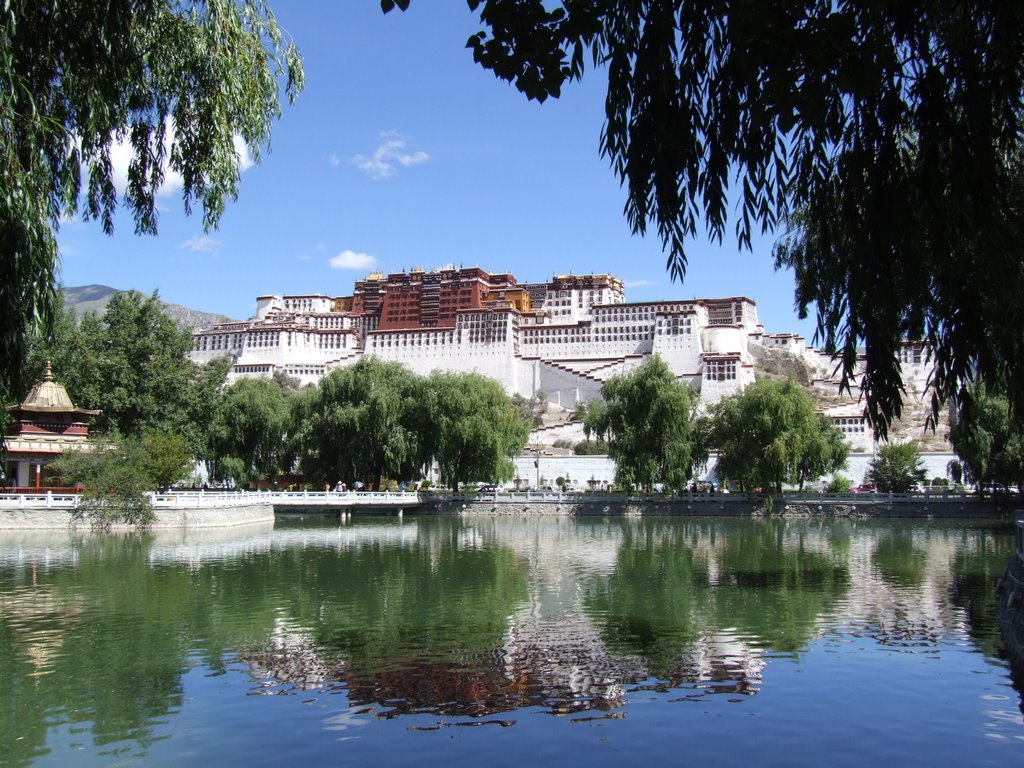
[826,475,852,493]
[53,437,157,530]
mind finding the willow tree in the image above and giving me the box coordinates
[208,377,293,488]
[584,355,704,493]
[294,358,422,491]
[385,1,1024,434]
[948,383,1024,495]
[709,378,847,493]
[1,1,303,425]
[420,371,530,491]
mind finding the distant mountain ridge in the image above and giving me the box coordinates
[62,285,236,330]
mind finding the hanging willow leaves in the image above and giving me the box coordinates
[0,0,303,429]
[386,1,1024,435]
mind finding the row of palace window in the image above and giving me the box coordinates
[283,366,324,378]
[196,330,357,352]
[466,329,507,343]
[310,315,350,329]
[283,298,330,313]
[900,347,924,364]
[374,332,457,348]
[195,335,243,351]
[592,303,694,322]
[833,417,867,434]
[658,317,693,335]
[705,359,738,381]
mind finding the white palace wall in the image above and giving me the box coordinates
[189,279,937,450]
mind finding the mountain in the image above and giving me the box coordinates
[61,285,237,330]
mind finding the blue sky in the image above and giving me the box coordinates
[56,2,817,339]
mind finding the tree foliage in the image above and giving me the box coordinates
[208,377,293,487]
[866,442,927,494]
[420,371,530,491]
[583,356,704,492]
[52,432,191,529]
[573,438,606,456]
[709,378,847,493]
[948,383,1024,495]
[81,292,199,438]
[26,291,230,455]
[1,0,303,433]
[386,0,1024,434]
[138,431,194,491]
[293,358,422,490]
[825,475,852,494]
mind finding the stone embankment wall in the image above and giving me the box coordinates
[998,553,1024,669]
[0,504,273,530]
[421,497,1020,519]
[997,519,1024,668]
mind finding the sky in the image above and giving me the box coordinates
[56,2,817,339]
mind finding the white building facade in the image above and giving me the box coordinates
[189,268,932,452]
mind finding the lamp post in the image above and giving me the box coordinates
[527,444,541,489]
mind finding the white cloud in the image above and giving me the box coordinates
[233,136,254,173]
[623,279,658,289]
[105,123,252,199]
[180,236,221,254]
[329,152,341,168]
[353,132,429,179]
[329,249,377,270]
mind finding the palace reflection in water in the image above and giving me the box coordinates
[0,515,1018,767]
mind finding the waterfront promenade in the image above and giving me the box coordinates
[0,488,1019,529]
[0,489,421,529]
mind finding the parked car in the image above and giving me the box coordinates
[852,483,877,493]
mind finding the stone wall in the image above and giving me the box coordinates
[420,497,1020,519]
[0,504,274,530]
[998,554,1024,669]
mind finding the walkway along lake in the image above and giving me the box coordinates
[1,513,1022,767]
[1,488,1019,529]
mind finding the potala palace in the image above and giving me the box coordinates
[189,266,935,453]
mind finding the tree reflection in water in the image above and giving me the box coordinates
[0,515,1017,767]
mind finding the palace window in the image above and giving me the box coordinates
[706,359,737,381]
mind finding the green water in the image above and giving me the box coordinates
[0,514,1020,767]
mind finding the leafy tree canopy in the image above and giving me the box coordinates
[53,431,193,529]
[421,371,530,491]
[584,355,705,492]
[208,377,294,487]
[866,442,927,494]
[386,0,1024,434]
[948,383,1024,495]
[2,0,303,430]
[293,357,422,490]
[709,378,847,493]
[26,290,230,455]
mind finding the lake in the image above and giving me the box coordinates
[1,513,1022,767]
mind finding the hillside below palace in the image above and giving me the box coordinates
[189,266,932,453]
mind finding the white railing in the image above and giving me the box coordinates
[428,489,997,505]
[265,490,420,506]
[0,492,80,509]
[0,490,422,511]
[0,488,1005,512]
[151,492,274,509]
[154,490,420,507]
